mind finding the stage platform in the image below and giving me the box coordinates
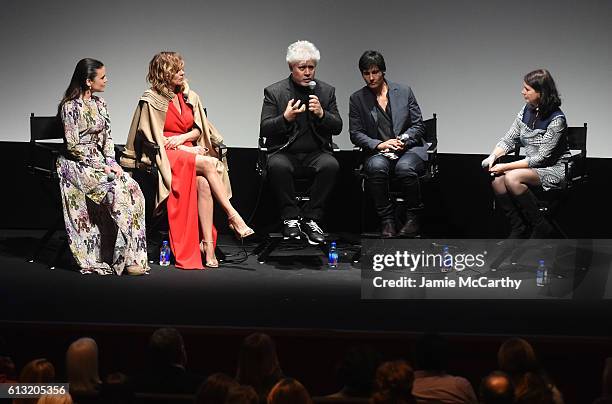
[1,230,612,337]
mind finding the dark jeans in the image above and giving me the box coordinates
[364,151,425,222]
[267,150,339,221]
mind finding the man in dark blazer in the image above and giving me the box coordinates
[349,50,428,237]
[260,40,343,244]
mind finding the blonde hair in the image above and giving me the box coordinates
[66,338,101,395]
[37,394,73,404]
[147,51,185,95]
[15,359,55,404]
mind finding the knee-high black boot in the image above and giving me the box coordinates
[496,193,530,239]
[514,190,554,238]
[366,178,396,237]
[397,175,421,237]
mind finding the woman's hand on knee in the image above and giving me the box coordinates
[110,163,124,178]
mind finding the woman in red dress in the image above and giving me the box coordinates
[124,52,253,269]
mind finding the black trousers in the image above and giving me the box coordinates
[363,151,425,222]
[266,150,339,221]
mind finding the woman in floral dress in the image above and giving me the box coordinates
[56,58,149,275]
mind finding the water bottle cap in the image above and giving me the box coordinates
[162,240,169,246]
[539,259,545,265]
[331,241,336,247]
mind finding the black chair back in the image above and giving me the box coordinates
[30,114,63,141]
[423,113,437,149]
[28,114,65,179]
[565,122,588,185]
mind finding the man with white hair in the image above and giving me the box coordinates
[260,40,342,244]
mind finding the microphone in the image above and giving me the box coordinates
[107,172,115,182]
[307,80,317,92]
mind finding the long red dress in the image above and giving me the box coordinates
[164,94,217,269]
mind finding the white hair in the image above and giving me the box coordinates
[286,40,320,65]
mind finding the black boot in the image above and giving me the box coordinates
[496,194,530,239]
[381,220,396,238]
[366,178,395,235]
[515,190,554,238]
[397,175,421,237]
[397,211,419,237]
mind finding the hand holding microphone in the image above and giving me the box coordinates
[307,81,324,118]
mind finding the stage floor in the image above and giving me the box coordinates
[1,230,611,336]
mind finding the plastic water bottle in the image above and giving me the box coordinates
[441,245,452,272]
[536,259,548,287]
[159,241,171,266]
[328,241,338,268]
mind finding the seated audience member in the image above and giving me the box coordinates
[101,372,133,404]
[236,333,283,402]
[267,378,313,404]
[225,385,259,404]
[479,371,514,404]
[326,345,382,399]
[66,338,103,403]
[593,357,612,403]
[14,359,56,404]
[349,50,428,237]
[482,69,570,239]
[259,40,342,244]
[497,338,562,404]
[196,373,239,404]
[0,337,16,384]
[371,360,416,404]
[411,333,477,404]
[133,327,202,394]
[36,395,73,404]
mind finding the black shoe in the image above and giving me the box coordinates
[397,212,420,237]
[514,191,554,239]
[381,220,396,238]
[301,219,326,245]
[282,219,301,240]
[496,194,530,239]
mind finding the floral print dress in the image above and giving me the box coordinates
[56,96,149,275]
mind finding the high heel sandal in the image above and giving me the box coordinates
[228,213,255,240]
[200,240,219,268]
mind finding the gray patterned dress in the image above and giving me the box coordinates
[496,105,570,190]
[56,96,149,275]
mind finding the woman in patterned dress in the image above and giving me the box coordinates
[481,69,571,238]
[56,58,149,275]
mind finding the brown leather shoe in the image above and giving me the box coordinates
[397,212,419,237]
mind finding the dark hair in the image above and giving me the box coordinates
[523,69,561,117]
[267,378,312,404]
[371,360,416,404]
[415,333,449,372]
[497,338,539,376]
[196,373,238,404]
[225,385,259,404]
[59,58,104,112]
[336,345,381,396]
[480,371,515,404]
[236,333,281,396]
[148,328,186,367]
[358,50,386,73]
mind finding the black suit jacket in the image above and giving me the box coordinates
[260,76,343,153]
[349,81,428,159]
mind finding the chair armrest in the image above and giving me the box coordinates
[213,143,227,160]
[331,142,341,152]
